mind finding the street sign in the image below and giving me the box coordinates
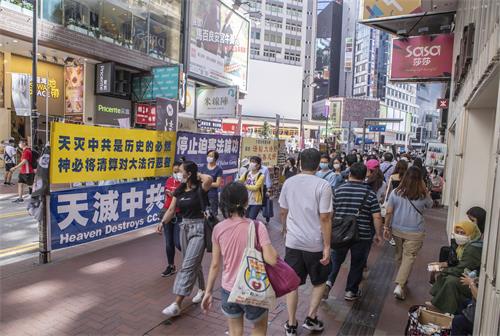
[437,98,449,109]
[368,125,386,132]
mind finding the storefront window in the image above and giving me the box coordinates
[63,0,100,34]
[130,0,149,54]
[42,0,63,24]
[100,1,132,47]
[147,0,182,62]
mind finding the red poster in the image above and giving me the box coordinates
[136,104,156,126]
[391,34,454,81]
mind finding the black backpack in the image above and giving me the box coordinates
[331,190,370,249]
[31,149,40,169]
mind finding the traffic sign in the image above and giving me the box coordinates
[437,98,449,109]
[368,125,386,132]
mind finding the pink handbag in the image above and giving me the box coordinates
[254,221,301,297]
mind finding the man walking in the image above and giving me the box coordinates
[279,148,332,335]
[10,139,35,203]
[380,152,395,182]
[324,162,383,301]
[3,138,17,185]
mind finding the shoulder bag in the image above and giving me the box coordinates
[408,198,423,217]
[331,190,370,249]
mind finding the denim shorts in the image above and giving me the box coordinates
[220,288,267,322]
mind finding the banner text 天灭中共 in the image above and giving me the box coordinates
[50,178,166,250]
[50,122,176,184]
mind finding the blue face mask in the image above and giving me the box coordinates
[319,163,329,170]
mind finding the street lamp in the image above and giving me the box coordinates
[300,74,317,150]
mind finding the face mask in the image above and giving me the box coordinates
[333,163,341,170]
[453,233,470,245]
[249,162,257,171]
[207,157,214,164]
[401,157,409,162]
[319,163,329,170]
[174,173,183,181]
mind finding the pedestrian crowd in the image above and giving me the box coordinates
[149,146,484,336]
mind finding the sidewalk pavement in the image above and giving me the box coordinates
[0,207,449,336]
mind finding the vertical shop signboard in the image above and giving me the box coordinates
[156,98,178,132]
[240,138,279,168]
[64,65,84,123]
[95,62,114,94]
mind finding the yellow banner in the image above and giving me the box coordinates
[363,0,422,20]
[50,122,176,183]
[241,138,279,167]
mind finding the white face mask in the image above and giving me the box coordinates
[453,233,470,245]
[207,157,214,164]
[174,172,183,181]
[333,163,341,170]
[249,162,257,171]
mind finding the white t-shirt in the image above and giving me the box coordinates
[279,173,333,252]
[4,145,17,164]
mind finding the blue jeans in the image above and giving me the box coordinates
[327,240,372,293]
[246,205,262,220]
[163,215,181,265]
[220,288,267,322]
[451,314,473,335]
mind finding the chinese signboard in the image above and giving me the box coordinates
[50,178,166,250]
[362,0,422,20]
[132,75,154,101]
[64,65,84,123]
[135,104,156,127]
[175,131,240,185]
[156,98,178,132]
[189,0,250,91]
[196,86,238,119]
[95,96,131,127]
[198,119,222,132]
[95,62,114,94]
[49,122,176,183]
[425,142,447,168]
[152,66,180,100]
[344,37,353,72]
[241,138,279,168]
[391,34,454,81]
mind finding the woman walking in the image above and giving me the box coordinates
[201,150,223,217]
[239,156,265,220]
[161,161,213,319]
[384,166,433,300]
[202,182,278,336]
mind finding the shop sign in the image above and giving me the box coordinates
[436,98,448,109]
[189,0,250,91]
[95,96,131,127]
[49,122,176,183]
[156,98,178,132]
[198,119,222,132]
[64,65,84,123]
[175,131,240,186]
[50,178,166,250]
[95,62,114,94]
[391,34,454,81]
[241,138,279,168]
[362,0,422,20]
[152,66,180,100]
[344,37,353,72]
[196,86,238,119]
[425,142,447,168]
[135,104,156,126]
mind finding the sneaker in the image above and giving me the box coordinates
[284,321,298,336]
[322,282,332,300]
[161,265,176,277]
[302,316,324,332]
[161,302,181,319]
[344,289,362,301]
[394,284,405,300]
[192,289,205,304]
[12,198,24,203]
[389,238,396,246]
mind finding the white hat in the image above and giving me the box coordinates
[241,158,250,167]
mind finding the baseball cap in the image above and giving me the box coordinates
[366,159,380,171]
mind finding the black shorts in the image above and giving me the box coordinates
[285,247,330,286]
[18,173,35,186]
[5,163,15,172]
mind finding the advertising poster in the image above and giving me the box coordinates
[175,131,240,185]
[156,98,178,132]
[11,73,31,116]
[363,0,422,20]
[152,66,180,100]
[189,0,250,91]
[135,104,156,127]
[64,65,84,123]
[196,86,238,119]
[241,138,279,168]
[425,142,447,168]
[50,178,166,250]
[391,34,454,81]
[95,96,131,127]
[50,122,176,183]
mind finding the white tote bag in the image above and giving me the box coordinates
[228,221,276,309]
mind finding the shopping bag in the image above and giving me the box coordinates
[405,305,452,336]
[228,221,276,309]
[262,197,274,219]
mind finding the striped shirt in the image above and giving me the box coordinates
[333,181,381,241]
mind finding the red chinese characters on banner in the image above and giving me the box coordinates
[391,34,454,81]
[136,104,156,126]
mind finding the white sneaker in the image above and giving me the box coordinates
[192,289,205,304]
[394,285,405,300]
[389,238,396,246]
[161,302,181,318]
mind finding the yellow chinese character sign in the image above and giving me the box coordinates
[50,122,176,183]
[240,138,279,168]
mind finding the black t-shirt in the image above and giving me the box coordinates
[173,184,206,219]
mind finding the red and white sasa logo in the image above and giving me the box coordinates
[406,45,441,58]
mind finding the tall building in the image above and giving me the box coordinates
[338,0,359,97]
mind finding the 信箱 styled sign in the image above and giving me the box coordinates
[196,86,238,119]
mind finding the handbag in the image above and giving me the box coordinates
[331,190,370,249]
[405,305,452,336]
[228,221,276,309]
[197,187,218,253]
[255,221,300,297]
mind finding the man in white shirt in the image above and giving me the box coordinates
[279,148,332,335]
[4,138,17,185]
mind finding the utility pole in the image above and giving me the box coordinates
[31,0,38,149]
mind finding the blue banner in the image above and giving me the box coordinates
[50,178,166,250]
[175,132,240,185]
